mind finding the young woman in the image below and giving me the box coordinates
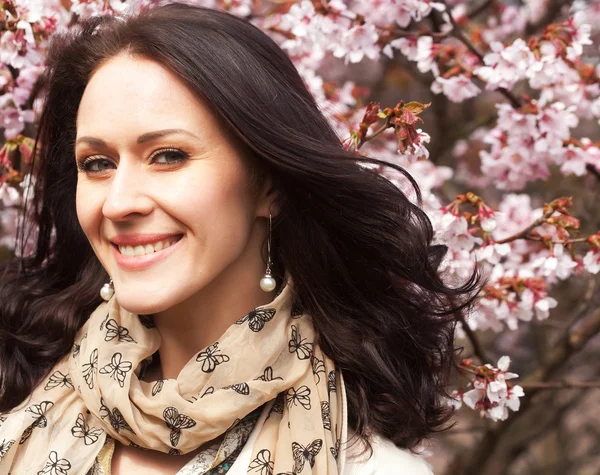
[0,3,481,474]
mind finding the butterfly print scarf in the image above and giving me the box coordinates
[0,273,346,474]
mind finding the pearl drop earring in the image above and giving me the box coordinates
[260,212,276,292]
[100,277,114,301]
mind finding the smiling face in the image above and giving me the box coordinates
[75,53,273,315]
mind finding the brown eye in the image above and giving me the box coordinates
[79,158,115,173]
[151,149,189,165]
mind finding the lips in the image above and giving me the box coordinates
[109,233,184,247]
[111,234,184,271]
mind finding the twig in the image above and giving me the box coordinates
[466,0,497,20]
[455,312,489,364]
[494,210,555,244]
[586,163,600,182]
[524,236,588,244]
[519,380,600,390]
[440,0,522,109]
[357,116,392,149]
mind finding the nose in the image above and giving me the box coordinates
[102,157,154,221]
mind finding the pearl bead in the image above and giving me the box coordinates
[100,283,114,301]
[260,275,276,292]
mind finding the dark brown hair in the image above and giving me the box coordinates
[0,2,482,455]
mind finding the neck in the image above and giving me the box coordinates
[149,233,278,381]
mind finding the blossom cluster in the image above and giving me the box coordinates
[449,356,525,422]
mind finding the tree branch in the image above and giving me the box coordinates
[493,210,555,244]
[440,0,522,109]
[519,379,600,390]
[456,312,489,364]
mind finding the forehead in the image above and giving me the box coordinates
[76,53,216,139]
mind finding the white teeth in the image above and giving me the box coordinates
[118,237,180,257]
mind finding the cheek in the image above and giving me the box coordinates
[170,168,256,247]
[75,184,94,236]
[75,182,105,250]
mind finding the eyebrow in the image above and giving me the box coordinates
[75,129,199,148]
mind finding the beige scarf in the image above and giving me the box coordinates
[0,273,346,474]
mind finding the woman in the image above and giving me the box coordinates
[0,3,481,474]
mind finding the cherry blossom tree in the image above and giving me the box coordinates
[1,0,599,473]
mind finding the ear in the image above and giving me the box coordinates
[254,174,280,218]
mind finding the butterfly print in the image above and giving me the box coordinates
[128,441,150,451]
[138,315,156,329]
[330,438,340,459]
[0,439,14,462]
[249,448,274,475]
[37,450,71,475]
[25,400,54,425]
[311,356,325,384]
[99,312,110,331]
[20,400,54,444]
[255,366,283,383]
[0,416,6,427]
[163,406,196,447]
[320,401,331,430]
[72,342,80,358]
[195,342,230,373]
[292,439,323,473]
[44,370,74,391]
[236,307,277,332]
[19,426,33,445]
[99,398,135,434]
[71,413,104,446]
[99,352,133,388]
[152,379,164,396]
[201,386,215,398]
[327,370,336,394]
[82,348,98,389]
[104,319,137,343]
[288,325,313,360]
[223,382,250,395]
[168,448,181,456]
[286,385,311,411]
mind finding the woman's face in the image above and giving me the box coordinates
[75,53,272,315]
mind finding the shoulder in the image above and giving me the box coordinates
[342,433,434,475]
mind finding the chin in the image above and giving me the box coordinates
[114,293,174,316]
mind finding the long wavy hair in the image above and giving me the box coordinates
[0,2,483,454]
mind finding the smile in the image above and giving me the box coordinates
[111,235,184,271]
[117,235,182,256]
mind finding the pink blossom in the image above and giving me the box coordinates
[353,0,445,28]
[430,74,481,102]
[331,23,380,64]
[565,12,593,61]
[474,243,511,265]
[479,102,584,190]
[0,183,20,207]
[482,6,527,43]
[438,214,484,252]
[534,295,558,320]
[0,30,43,69]
[414,36,439,76]
[474,38,535,90]
[531,243,579,282]
[583,250,600,274]
[458,356,524,421]
[0,94,35,139]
